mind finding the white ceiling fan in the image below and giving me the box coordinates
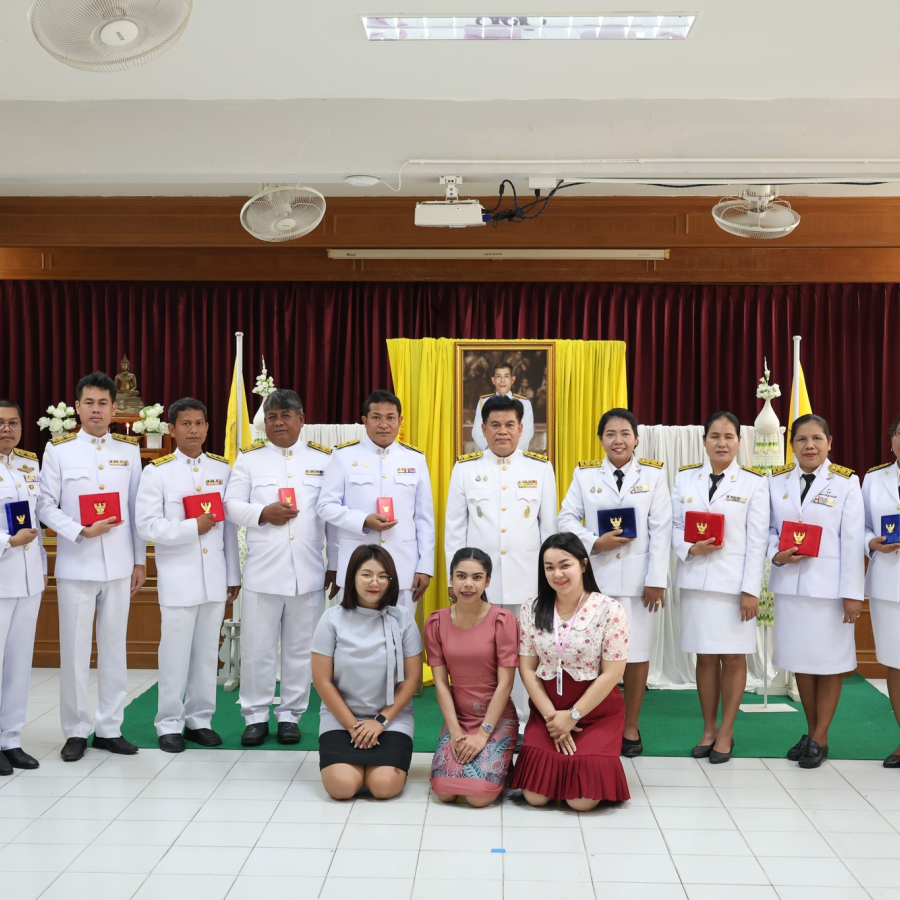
[712,186,801,239]
[240,185,327,243]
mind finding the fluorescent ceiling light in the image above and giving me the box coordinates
[329,249,669,260]
[361,14,696,41]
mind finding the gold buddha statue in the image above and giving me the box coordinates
[114,355,145,414]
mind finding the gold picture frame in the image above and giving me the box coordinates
[454,340,556,459]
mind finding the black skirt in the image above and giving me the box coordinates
[319,729,414,771]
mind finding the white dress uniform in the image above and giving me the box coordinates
[317,436,435,612]
[671,459,770,654]
[768,459,865,675]
[37,430,145,740]
[136,449,241,736]
[472,392,535,452]
[224,438,336,725]
[862,461,900,668]
[444,448,558,723]
[0,447,45,751]
[558,455,672,663]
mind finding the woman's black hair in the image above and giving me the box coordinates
[449,547,493,602]
[703,411,741,439]
[790,413,831,442]
[533,533,601,633]
[888,414,900,438]
[340,544,400,611]
[597,408,639,439]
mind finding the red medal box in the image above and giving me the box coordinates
[183,492,224,521]
[278,488,296,508]
[78,492,122,525]
[684,510,725,546]
[376,497,395,521]
[778,521,823,557]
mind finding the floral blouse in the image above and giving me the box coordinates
[518,592,630,681]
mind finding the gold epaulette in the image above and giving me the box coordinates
[639,457,664,469]
[771,463,795,477]
[457,451,483,463]
[205,452,229,464]
[868,461,893,473]
[152,454,175,467]
[830,463,854,479]
[742,465,766,477]
[513,393,528,400]
[479,393,493,401]
[335,439,359,450]
[14,448,37,460]
[398,441,423,454]
[308,441,332,455]
[51,433,76,445]
[241,442,266,453]
[113,433,140,445]
[679,462,702,472]
[578,460,603,469]
[523,450,549,462]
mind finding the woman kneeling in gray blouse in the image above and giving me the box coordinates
[312,545,423,800]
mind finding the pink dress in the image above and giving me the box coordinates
[425,604,519,799]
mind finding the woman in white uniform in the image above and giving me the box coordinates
[769,414,864,769]
[558,408,671,757]
[861,413,900,768]
[671,411,769,764]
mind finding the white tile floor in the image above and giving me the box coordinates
[3,669,900,900]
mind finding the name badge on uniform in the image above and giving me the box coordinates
[108,459,129,467]
[726,495,747,503]
[24,474,40,483]
[518,480,538,489]
[813,495,835,507]
[305,470,324,477]
[629,484,650,494]
[397,467,416,474]
[206,478,224,486]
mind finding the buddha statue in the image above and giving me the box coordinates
[114,355,145,414]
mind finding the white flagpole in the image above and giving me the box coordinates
[792,335,801,421]
[235,332,244,450]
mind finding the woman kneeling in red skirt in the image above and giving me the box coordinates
[512,532,631,811]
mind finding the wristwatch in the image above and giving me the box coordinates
[481,722,495,735]
[569,707,582,721]
[373,713,389,727]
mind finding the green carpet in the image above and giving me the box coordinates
[121,674,896,758]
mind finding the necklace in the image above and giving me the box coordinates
[452,601,485,630]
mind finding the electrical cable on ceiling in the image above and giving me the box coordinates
[484,179,586,225]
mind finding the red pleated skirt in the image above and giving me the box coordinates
[511,671,630,802]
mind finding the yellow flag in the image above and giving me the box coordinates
[223,358,252,466]
[785,361,812,464]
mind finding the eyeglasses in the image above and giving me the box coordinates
[358,571,392,584]
[0,421,22,431]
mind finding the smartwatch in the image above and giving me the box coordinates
[374,713,389,727]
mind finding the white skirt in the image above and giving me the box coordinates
[870,596,900,669]
[617,595,658,663]
[680,589,756,654]
[772,593,857,675]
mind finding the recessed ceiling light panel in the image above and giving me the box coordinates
[361,14,696,41]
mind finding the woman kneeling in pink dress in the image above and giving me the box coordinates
[426,548,519,807]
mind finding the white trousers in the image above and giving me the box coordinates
[502,602,529,728]
[56,577,131,740]
[240,588,325,725]
[398,589,415,615]
[0,592,41,751]
[155,602,225,736]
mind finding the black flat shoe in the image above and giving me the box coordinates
[709,739,735,765]
[2,748,39,769]
[184,727,222,747]
[92,735,138,755]
[277,722,301,745]
[61,737,87,762]
[0,753,12,776]
[798,740,828,769]
[787,734,810,762]
[691,742,715,759]
[621,733,643,757]
[883,754,900,769]
[241,722,269,746]
[158,733,185,753]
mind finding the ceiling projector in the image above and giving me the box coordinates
[415,199,487,228]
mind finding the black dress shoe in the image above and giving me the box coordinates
[61,737,87,762]
[184,727,222,747]
[92,735,139,755]
[709,738,735,765]
[787,734,811,762]
[691,742,715,759]
[158,733,185,753]
[2,748,39,769]
[883,754,900,769]
[0,753,12,776]
[798,739,828,769]
[277,722,301,745]
[241,722,269,746]
[621,733,643,757]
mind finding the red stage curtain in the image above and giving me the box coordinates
[1,280,896,477]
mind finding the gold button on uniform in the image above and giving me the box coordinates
[287,473,293,478]
[501,549,507,555]
[381,537,386,544]
[98,464,104,470]
[202,548,208,554]
[291,535,295,541]
[382,473,387,479]
[502,485,508,491]
[501,528,507,533]
[616,553,622,559]
[501,507,507,512]
[193,467,199,472]
[196,486,202,492]
[98,484,104,490]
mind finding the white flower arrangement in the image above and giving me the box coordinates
[131,403,168,435]
[756,357,782,401]
[253,357,276,398]
[37,402,77,435]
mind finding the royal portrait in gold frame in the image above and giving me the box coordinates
[454,340,556,459]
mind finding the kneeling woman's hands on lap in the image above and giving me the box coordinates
[351,718,385,749]
[453,731,489,765]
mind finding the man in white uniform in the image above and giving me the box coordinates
[136,398,241,752]
[445,394,557,724]
[317,390,435,613]
[0,400,46,774]
[38,371,146,762]
[473,362,535,452]
[224,389,336,746]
